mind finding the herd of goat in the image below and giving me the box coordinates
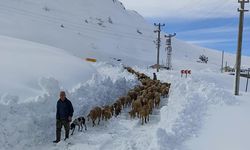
[71,67,171,135]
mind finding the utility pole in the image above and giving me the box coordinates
[221,50,224,73]
[234,0,249,95]
[225,61,228,72]
[165,33,176,70]
[154,23,165,72]
[246,68,250,92]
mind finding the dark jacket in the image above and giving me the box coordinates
[153,73,157,80]
[56,98,74,120]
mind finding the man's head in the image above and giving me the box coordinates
[60,91,66,101]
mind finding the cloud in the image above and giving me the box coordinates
[179,26,250,35]
[186,39,235,45]
[120,0,249,19]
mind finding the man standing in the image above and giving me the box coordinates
[153,73,157,80]
[53,91,74,143]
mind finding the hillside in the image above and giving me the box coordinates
[2,0,249,68]
[0,0,155,65]
[0,0,250,150]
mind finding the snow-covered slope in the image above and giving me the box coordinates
[0,35,96,102]
[0,0,250,150]
[4,0,249,68]
[172,38,250,72]
[0,0,155,65]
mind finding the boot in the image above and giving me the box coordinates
[53,140,60,143]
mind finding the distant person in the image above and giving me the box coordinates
[53,91,74,143]
[153,73,157,80]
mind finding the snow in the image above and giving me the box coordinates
[0,35,96,102]
[186,97,250,150]
[0,0,250,150]
[0,61,138,150]
[0,0,155,66]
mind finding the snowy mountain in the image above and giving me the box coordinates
[0,0,249,68]
[0,0,155,65]
[0,0,250,150]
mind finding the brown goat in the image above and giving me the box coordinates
[118,96,126,108]
[144,91,154,100]
[102,106,112,121]
[128,109,136,119]
[147,99,154,114]
[155,94,161,108]
[114,100,122,110]
[139,105,150,125]
[114,104,122,117]
[160,85,169,97]
[128,91,137,100]
[125,95,132,107]
[132,98,142,117]
[87,106,102,127]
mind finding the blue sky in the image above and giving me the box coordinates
[120,0,250,56]
[148,17,250,56]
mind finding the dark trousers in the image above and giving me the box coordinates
[56,119,70,141]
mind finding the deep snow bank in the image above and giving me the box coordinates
[0,35,96,102]
[155,74,237,150]
[185,94,250,150]
[0,62,138,150]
